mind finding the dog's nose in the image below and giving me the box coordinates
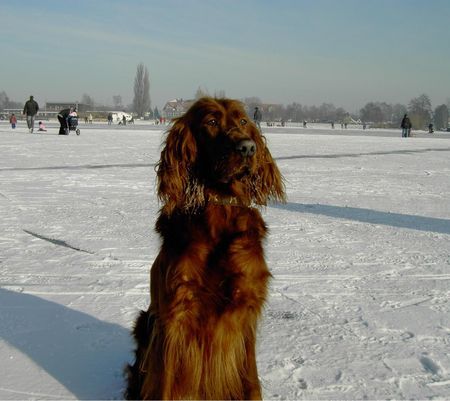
[236,139,256,157]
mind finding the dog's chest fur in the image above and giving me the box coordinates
[157,205,270,316]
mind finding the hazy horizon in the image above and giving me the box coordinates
[1,0,450,111]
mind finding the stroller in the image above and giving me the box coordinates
[67,115,81,135]
[58,112,81,135]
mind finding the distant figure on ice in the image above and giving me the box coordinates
[122,115,127,125]
[401,114,412,137]
[428,123,434,134]
[107,113,113,125]
[253,106,262,130]
[303,120,307,128]
[88,113,93,124]
[38,121,47,132]
[23,95,39,133]
[331,121,335,129]
[9,113,17,129]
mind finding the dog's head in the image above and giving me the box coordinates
[157,97,285,214]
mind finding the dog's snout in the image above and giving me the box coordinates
[236,139,256,157]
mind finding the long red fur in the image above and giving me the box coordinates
[126,98,285,400]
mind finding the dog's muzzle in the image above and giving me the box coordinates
[235,139,256,157]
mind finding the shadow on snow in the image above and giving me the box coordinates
[1,148,449,171]
[0,288,132,399]
[272,202,450,234]
[0,162,155,172]
[274,147,450,161]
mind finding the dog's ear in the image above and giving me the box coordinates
[157,116,198,214]
[252,128,286,205]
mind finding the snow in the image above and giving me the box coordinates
[1,121,449,400]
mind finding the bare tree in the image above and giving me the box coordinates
[434,104,449,130]
[214,89,226,98]
[81,94,94,107]
[392,103,407,125]
[0,91,10,111]
[408,94,432,129]
[195,86,209,99]
[0,91,21,111]
[360,102,384,124]
[133,63,151,118]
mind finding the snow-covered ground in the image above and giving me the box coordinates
[0,121,449,400]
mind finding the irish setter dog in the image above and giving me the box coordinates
[125,97,285,400]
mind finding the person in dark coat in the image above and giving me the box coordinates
[23,95,39,133]
[401,114,412,137]
[253,106,262,130]
[57,107,76,135]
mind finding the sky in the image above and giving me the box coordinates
[1,0,450,112]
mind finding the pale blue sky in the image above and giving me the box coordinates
[1,0,449,111]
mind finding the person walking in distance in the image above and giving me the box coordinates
[253,106,262,130]
[401,114,412,137]
[23,95,39,133]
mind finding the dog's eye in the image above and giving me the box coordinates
[207,119,218,127]
[240,118,247,126]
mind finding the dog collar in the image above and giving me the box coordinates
[207,193,250,207]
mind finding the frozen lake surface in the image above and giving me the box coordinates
[0,121,449,399]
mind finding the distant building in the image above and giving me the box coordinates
[2,108,23,119]
[36,102,91,119]
[162,98,195,119]
[3,102,90,120]
[45,102,90,113]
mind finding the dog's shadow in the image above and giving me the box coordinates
[0,288,132,399]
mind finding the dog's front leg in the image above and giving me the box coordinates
[242,323,263,400]
[160,270,204,399]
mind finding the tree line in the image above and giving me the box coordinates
[358,94,449,130]
[1,63,449,130]
[196,89,449,130]
[242,94,448,130]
